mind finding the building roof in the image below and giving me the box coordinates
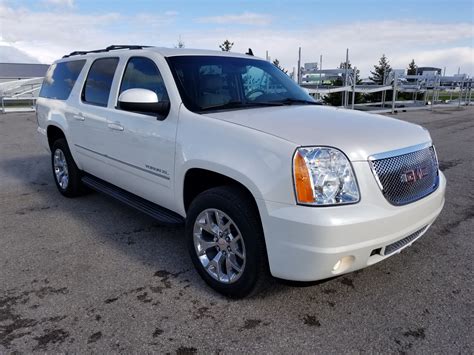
[0,63,50,79]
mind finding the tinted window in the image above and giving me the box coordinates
[82,58,119,107]
[167,56,313,112]
[39,60,86,100]
[119,57,168,102]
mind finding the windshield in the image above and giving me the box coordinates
[166,55,315,112]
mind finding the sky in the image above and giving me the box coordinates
[0,0,473,77]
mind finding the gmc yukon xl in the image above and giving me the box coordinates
[36,45,446,298]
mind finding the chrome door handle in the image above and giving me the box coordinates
[107,122,124,131]
[73,114,85,121]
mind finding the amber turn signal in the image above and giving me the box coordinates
[293,151,314,203]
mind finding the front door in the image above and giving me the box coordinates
[99,56,178,210]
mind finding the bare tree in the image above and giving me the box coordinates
[272,59,288,74]
[175,35,185,48]
[219,39,234,51]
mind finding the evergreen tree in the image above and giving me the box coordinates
[272,58,288,74]
[407,59,417,75]
[219,40,234,51]
[370,54,392,85]
[403,59,419,100]
[323,61,365,106]
[368,54,392,102]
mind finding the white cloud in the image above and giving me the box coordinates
[0,4,472,77]
[185,21,473,76]
[42,0,74,8]
[197,12,272,26]
[0,4,176,63]
[164,10,179,16]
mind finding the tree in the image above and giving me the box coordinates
[368,54,392,102]
[175,36,185,48]
[407,59,417,75]
[219,39,234,51]
[323,61,365,106]
[370,54,392,85]
[403,59,419,100]
[272,58,288,74]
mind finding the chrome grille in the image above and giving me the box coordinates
[369,144,439,206]
[384,225,427,255]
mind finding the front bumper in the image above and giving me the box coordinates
[257,163,446,281]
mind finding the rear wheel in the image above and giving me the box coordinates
[51,138,84,197]
[186,186,268,298]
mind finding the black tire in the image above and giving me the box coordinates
[51,138,84,197]
[186,186,269,298]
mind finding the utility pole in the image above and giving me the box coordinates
[391,71,398,114]
[342,48,349,107]
[297,47,302,85]
[352,66,357,110]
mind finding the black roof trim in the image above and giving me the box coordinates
[62,45,152,58]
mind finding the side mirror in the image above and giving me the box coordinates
[118,88,170,119]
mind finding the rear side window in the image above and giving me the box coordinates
[119,57,169,102]
[82,57,119,107]
[39,60,86,100]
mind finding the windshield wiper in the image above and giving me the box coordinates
[272,98,321,105]
[198,100,284,112]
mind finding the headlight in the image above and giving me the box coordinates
[293,147,360,206]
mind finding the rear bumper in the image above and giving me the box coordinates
[36,126,50,153]
[258,169,446,281]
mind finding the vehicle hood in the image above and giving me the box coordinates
[204,105,431,161]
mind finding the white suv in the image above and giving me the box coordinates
[36,45,446,298]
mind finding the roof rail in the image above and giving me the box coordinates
[62,44,151,58]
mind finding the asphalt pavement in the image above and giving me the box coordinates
[0,107,472,353]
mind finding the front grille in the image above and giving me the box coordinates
[384,225,427,255]
[369,145,439,206]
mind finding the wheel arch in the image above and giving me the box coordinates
[46,122,82,170]
[182,167,262,218]
[46,124,66,150]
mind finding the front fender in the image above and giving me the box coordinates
[174,108,297,216]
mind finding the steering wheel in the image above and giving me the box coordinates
[246,89,265,101]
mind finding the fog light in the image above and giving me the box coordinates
[331,255,355,274]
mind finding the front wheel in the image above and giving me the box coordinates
[186,186,268,298]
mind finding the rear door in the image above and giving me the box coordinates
[72,57,120,182]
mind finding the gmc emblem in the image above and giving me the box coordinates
[400,167,428,183]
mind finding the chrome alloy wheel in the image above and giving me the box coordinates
[53,148,69,190]
[193,209,246,284]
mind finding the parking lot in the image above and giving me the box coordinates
[0,107,472,353]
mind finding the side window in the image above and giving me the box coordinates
[82,57,119,107]
[119,57,169,102]
[39,60,86,100]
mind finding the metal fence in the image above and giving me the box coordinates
[0,77,43,113]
